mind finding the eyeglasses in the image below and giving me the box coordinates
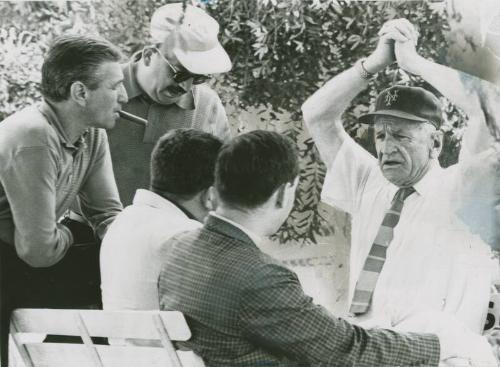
[154,48,210,85]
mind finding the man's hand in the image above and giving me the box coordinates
[60,217,96,244]
[394,38,427,76]
[393,310,497,366]
[486,328,500,362]
[364,18,418,73]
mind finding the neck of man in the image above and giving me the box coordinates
[154,189,205,222]
[403,158,437,188]
[214,204,271,237]
[51,101,89,144]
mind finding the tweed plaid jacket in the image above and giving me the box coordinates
[158,214,440,367]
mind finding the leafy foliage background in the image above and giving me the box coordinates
[0,0,462,244]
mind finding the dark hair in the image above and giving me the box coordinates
[41,34,123,102]
[215,130,299,209]
[151,129,223,199]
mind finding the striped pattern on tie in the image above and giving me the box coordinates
[349,186,415,315]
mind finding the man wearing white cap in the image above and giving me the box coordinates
[108,3,232,205]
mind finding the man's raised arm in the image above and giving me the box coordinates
[301,19,416,167]
[392,21,500,250]
[393,30,500,155]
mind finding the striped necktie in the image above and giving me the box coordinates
[349,186,416,315]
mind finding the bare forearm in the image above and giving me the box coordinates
[405,55,484,120]
[302,56,386,165]
[303,18,412,166]
[302,67,368,131]
[408,55,500,156]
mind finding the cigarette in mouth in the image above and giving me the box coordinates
[118,111,148,126]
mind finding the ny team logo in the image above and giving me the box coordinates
[385,89,399,106]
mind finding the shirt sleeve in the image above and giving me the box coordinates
[321,135,379,214]
[239,262,440,367]
[78,130,123,240]
[1,146,72,266]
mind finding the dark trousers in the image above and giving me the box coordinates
[0,239,101,366]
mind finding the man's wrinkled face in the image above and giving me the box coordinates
[144,46,194,104]
[374,116,439,187]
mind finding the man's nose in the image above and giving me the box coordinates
[380,136,398,155]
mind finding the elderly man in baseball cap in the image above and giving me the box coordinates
[302,18,497,366]
[108,2,232,206]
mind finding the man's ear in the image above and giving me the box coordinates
[274,178,299,209]
[430,130,443,159]
[142,46,156,66]
[274,185,286,209]
[203,186,217,211]
[69,81,88,107]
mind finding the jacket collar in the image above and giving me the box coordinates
[204,214,257,248]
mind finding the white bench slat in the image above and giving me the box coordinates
[11,309,191,341]
[24,344,203,367]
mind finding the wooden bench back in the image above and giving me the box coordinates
[10,309,205,367]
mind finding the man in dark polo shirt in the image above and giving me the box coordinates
[108,3,232,205]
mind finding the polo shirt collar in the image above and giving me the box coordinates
[413,160,443,198]
[38,100,87,150]
[132,189,192,219]
[124,52,195,110]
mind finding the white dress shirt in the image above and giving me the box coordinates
[100,189,201,310]
[321,136,497,333]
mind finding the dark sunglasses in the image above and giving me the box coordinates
[155,48,210,85]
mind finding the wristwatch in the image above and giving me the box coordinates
[355,58,375,80]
